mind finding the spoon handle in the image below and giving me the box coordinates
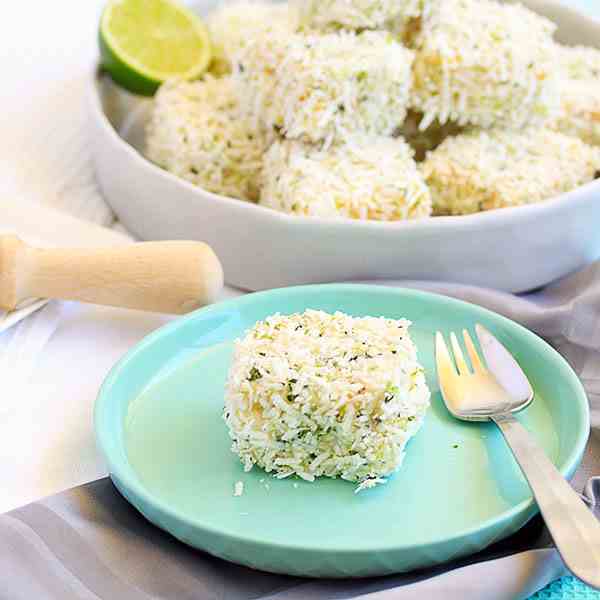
[493,413,600,589]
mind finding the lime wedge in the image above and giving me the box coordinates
[99,0,212,96]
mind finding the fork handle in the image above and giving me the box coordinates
[493,414,600,589]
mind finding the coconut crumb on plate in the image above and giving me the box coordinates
[223,310,430,491]
[260,135,431,220]
[355,477,387,494]
[422,127,600,216]
[234,481,244,496]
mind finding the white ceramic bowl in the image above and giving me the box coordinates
[88,0,600,293]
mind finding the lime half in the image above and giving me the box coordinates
[99,0,212,96]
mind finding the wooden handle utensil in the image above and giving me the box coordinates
[0,236,224,314]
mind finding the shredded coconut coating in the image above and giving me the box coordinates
[297,0,422,30]
[411,0,559,130]
[422,127,600,216]
[207,1,298,76]
[556,44,600,81]
[551,80,600,147]
[261,136,432,220]
[145,77,268,202]
[231,28,293,136]
[550,44,600,146]
[224,310,430,488]
[235,30,414,144]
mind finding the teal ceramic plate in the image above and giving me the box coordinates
[95,285,589,577]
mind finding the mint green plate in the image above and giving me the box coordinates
[95,285,589,578]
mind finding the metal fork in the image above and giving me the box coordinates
[436,324,600,589]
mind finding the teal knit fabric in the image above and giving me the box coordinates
[529,577,600,599]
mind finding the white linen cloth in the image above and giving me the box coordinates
[0,0,244,510]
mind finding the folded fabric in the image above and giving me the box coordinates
[2,477,599,599]
[1,476,591,600]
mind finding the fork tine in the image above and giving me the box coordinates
[450,332,470,375]
[435,331,457,379]
[463,329,487,374]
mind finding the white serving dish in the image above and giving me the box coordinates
[88,0,600,293]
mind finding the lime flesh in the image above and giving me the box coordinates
[99,0,212,96]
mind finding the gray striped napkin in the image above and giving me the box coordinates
[0,477,589,600]
[4,261,600,599]
[3,476,600,599]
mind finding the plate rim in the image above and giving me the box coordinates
[95,284,590,556]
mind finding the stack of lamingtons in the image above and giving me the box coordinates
[145,0,600,220]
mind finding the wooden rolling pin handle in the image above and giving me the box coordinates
[0,235,224,314]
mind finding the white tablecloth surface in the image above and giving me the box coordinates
[0,0,598,515]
